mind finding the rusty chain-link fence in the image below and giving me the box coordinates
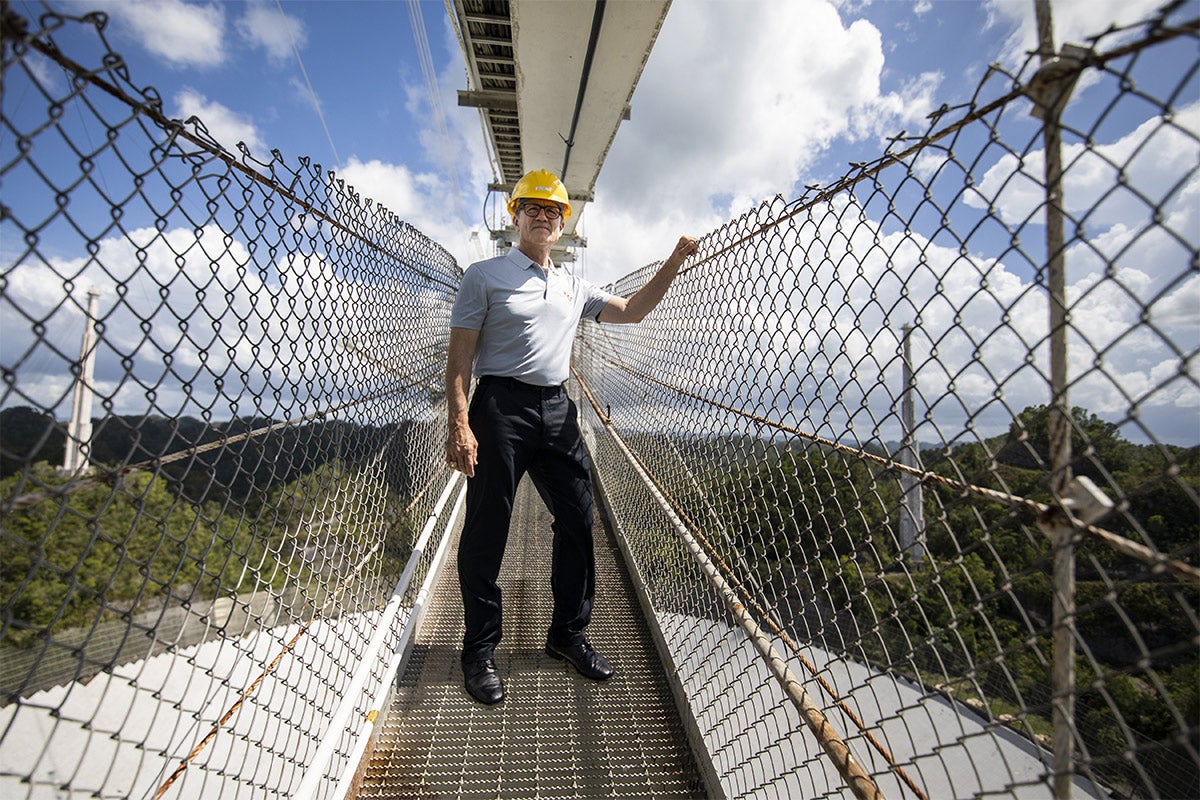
[1,3,462,798]
[574,3,1199,799]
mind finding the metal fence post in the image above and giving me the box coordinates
[1030,2,1084,796]
[899,323,926,566]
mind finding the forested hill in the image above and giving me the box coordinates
[925,405,1200,568]
[0,405,436,504]
[5,404,1197,507]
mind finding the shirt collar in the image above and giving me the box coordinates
[506,246,556,272]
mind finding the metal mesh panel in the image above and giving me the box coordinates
[1,4,460,799]
[575,6,1199,800]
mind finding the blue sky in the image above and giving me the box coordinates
[3,0,1197,445]
[16,0,1153,276]
[8,0,1184,268]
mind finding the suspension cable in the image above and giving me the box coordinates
[406,0,466,218]
[275,0,340,169]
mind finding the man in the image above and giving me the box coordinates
[445,168,698,705]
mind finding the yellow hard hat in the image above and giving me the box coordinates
[507,169,572,219]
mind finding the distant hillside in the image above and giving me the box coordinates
[0,406,439,504]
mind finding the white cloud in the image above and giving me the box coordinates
[909,97,1197,440]
[22,50,62,93]
[174,89,266,158]
[0,222,452,419]
[963,101,1200,370]
[590,170,1199,446]
[971,102,1200,233]
[586,0,944,285]
[577,204,724,290]
[442,0,1196,444]
[598,2,883,213]
[336,156,480,270]
[338,158,427,220]
[236,1,305,64]
[330,15,495,271]
[289,76,321,117]
[98,0,226,68]
[830,0,873,15]
[849,69,941,142]
[1152,274,1200,331]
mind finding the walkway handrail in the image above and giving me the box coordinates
[290,471,463,800]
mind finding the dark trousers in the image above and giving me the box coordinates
[458,375,596,664]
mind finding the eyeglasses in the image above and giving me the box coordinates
[518,202,563,220]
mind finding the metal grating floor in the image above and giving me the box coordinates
[355,478,708,799]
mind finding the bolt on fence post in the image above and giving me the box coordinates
[1030,1,1084,796]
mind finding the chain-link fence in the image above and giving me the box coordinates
[1,3,462,798]
[576,4,1199,799]
[3,1,1199,799]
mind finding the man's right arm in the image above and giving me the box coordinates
[445,326,481,477]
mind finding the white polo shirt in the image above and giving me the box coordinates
[450,247,614,386]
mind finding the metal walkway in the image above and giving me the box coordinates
[355,479,708,799]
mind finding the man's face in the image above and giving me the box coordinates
[513,201,565,249]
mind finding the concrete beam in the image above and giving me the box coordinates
[490,228,587,250]
[458,90,518,111]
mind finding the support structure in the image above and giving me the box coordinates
[61,287,100,475]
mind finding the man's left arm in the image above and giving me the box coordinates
[597,235,699,324]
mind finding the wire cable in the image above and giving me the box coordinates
[407,0,466,217]
[275,0,340,168]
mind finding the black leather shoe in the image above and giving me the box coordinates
[463,658,505,705]
[545,639,614,681]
